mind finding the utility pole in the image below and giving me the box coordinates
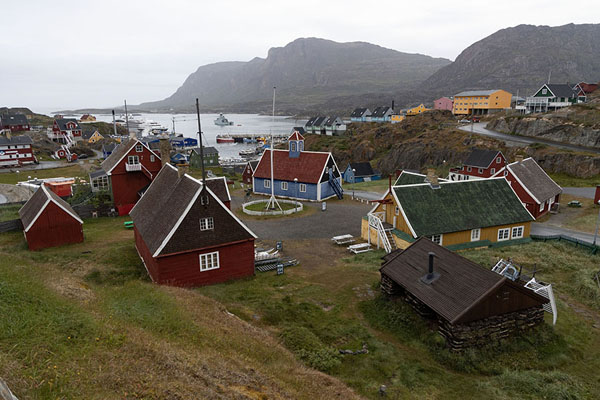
[124,100,131,139]
[195,99,206,185]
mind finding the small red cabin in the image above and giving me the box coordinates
[130,164,256,287]
[19,185,83,250]
[242,160,259,185]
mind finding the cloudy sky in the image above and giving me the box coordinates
[1,0,597,111]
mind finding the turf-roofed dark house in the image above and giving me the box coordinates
[380,238,547,350]
[19,185,84,250]
[129,164,256,287]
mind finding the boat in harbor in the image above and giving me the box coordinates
[216,135,235,144]
[214,113,234,126]
[239,149,255,157]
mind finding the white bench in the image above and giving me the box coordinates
[348,243,372,254]
[332,234,355,245]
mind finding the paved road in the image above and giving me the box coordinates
[232,195,372,240]
[531,223,598,245]
[563,187,598,199]
[458,123,600,154]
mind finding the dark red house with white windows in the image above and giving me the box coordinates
[49,118,82,144]
[92,138,162,215]
[130,164,257,287]
[19,185,84,250]
[492,157,562,219]
[242,160,259,185]
[0,114,30,132]
[0,134,35,167]
[448,149,506,181]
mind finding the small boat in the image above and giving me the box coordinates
[214,113,233,126]
[239,149,255,157]
[216,136,235,144]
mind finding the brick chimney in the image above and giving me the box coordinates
[515,155,524,163]
[177,164,188,178]
[159,135,171,167]
[426,168,439,186]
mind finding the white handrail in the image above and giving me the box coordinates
[368,213,391,253]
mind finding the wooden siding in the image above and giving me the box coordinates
[24,202,83,250]
[135,227,255,287]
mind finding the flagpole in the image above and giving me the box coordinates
[266,86,281,211]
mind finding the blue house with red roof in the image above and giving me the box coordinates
[252,131,343,201]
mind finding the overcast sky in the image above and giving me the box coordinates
[1,0,598,111]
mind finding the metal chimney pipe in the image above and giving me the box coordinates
[391,100,395,111]
[428,252,435,277]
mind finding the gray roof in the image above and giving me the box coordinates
[102,143,118,153]
[55,118,81,131]
[463,149,503,168]
[455,90,502,97]
[1,114,28,126]
[0,135,33,145]
[371,106,392,118]
[545,84,581,98]
[89,169,107,179]
[191,146,218,156]
[351,108,371,118]
[507,158,562,203]
[129,165,254,257]
[348,162,375,177]
[19,185,82,231]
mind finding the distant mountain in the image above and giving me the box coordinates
[140,38,450,113]
[421,24,600,97]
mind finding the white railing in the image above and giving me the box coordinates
[368,213,391,253]
[126,163,142,172]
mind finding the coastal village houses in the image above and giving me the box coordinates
[305,116,345,135]
[82,127,104,144]
[433,97,454,111]
[370,106,393,122]
[324,116,346,135]
[448,149,507,181]
[89,138,162,215]
[0,114,30,132]
[48,118,82,145]
[524,83,586,114]
[492,156,562,219]
[252,131,343,201]
[19,185,84,250]
[190,146,219,168]
[362,170,534,252]
[129,164,256,287]
[305,116,327,134]
[380,238,547,350]
[343,162,380,183]
[0,133,35,167]
[243,160,259,185]
[404,104,430,116]
[452,90,512,115]
[350,108,371,122]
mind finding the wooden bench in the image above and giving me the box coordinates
[348,243,372,254]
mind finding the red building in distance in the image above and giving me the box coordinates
[0,114,30,132]
[0,134,35,167]
[448,149,506,181]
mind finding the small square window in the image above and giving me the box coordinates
[498,228,510,241]
[299,183,306,192]
[511,226,524,239]
[471,228,481,241]
[200,217,214,231]
[135,144,143,152]
[200,195,209,205]
[496,157,501,163]
[490,168,495,174]
[478,168,483,174]
[264,180,270,188]
[199,251,219,272]
[150,155,155,162]
[429,234,442,245]
[281,181,288,190]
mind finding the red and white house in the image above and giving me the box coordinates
[448,149,506,181]
[48,118,82,145]
[19,185,84,251]
[492,157,562,219]
[0,134,35,167]
[0,114,30,132]
[242,160,259,185]
[91,138,163,215]
[130,164,257,287]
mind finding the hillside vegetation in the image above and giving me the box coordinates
[304,111,600,178]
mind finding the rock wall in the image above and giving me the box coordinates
[488,116,600,148]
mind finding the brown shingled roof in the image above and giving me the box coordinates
[19,185,82,232]
[506,158,562,204]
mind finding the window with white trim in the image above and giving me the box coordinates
[290,142,296,152]
[428,234,442,245]
[199,251,219,272]
[498,228,510,241]
[539,202,544,212]
[496,157,501,163]
[200,195,209,205]
[478,168,483,174]
[299,183,306,192]
[467,167,472,172]
[127,155,139,164]
[135,144,143,152]
[511,226,524,239]
[264,179,270,188]
[395,206,399,216]
[200,217,214,231]
[150,155,155,162]
[471,228,481,241]
[281,181,288,190]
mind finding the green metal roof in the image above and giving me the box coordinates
[393,178,534,237]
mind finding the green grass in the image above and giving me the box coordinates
[0,165,88,185]
[347,179,390,193]
[549,172,600,188]
[0,204,21,221]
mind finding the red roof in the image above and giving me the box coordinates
[289,131,305,141]
[254,150,330,184]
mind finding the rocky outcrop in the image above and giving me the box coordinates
[488,116,600,148]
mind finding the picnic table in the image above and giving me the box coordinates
[331,234,355,245]
[348,243,372,254]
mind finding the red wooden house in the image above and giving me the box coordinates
[448,149,506,181]
[242,160,259,185]
[0,134,35,167]
[94,138,162,215]
[0,114,30,132]
[49,118,82,144]
[129,164,257,287]
[19,185,84,250]
[492,157,562,219]
[205,176,232,209]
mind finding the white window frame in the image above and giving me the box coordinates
[200,217,214,231]
[281,181,288,190]
[127,155,139,164]
[467,167,472,172]
[199,251,220,272]
[299,183,306,193]
[539,202,544,212]
[471,228,481,242]
[150,155,155,162]
[498,228,510,241]
[490,168,495,174]
[395,206,399,216]
[511,226,524,239]
[429,234,442,245]
[135,144,143,152]
[290,142,296,152]
[478,168,483,174]
[496,157,501,164]
[200,195,209,205]
[264,179,270,188]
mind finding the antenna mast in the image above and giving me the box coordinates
[124,100,131,138]
[195,98,206,186]
[266,86,281,211]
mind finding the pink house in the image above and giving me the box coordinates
[434,97,453,111]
